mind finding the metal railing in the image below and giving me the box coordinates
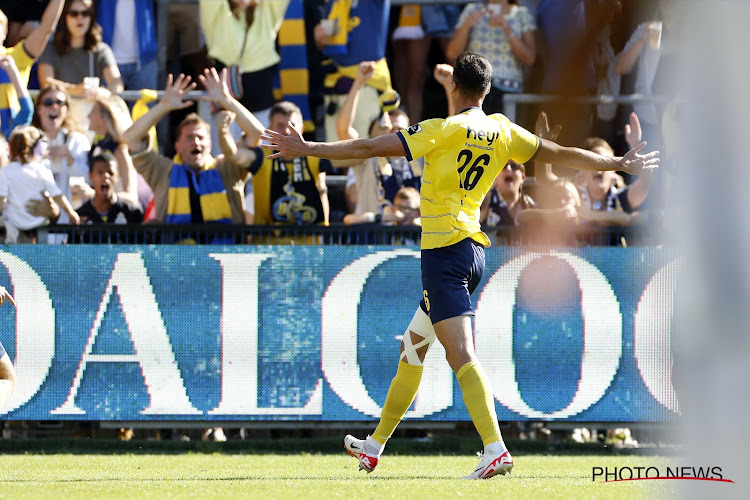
[34,223,662,248]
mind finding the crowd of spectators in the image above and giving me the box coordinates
[0,0,679,247]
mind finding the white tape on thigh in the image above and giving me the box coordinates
[400,307,437,365]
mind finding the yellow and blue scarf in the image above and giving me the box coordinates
[273,0,314,132]
[166,154,232,225]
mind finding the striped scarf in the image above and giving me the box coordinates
[273,0,314,132]
[166,155,232,225]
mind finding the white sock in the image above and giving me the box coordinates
[0,380,12,407]
[365,436,385,456]
[485,439,508,456]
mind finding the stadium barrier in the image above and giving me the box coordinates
[33,223,663,247]
[0,245,679,424]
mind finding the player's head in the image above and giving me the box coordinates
[175,113,212,169]
[269,101,303,136]
[581,137,617,191]
[452,52,492,101]
[89,152,119,199]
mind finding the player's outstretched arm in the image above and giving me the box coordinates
[261,126,406,161]
[535,139,660,176]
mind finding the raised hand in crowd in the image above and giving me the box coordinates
[198,67,265,147]
[534,111,563,184]
[161,74,198,112]
[624,112,642,149]
[123,74,196,154]
[433,63,455,116]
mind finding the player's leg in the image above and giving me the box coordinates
[424,239,512,479]
[344,306,437,472]
[0,344,16,407]
[432,315,512,479]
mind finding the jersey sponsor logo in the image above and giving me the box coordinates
[407,124,423,136]
[466,126,499,146]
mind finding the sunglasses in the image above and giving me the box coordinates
[67,10,91,18]
[41,98,67,107]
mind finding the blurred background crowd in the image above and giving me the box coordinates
[0,0,680,246]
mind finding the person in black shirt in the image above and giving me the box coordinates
[77,153,142,242]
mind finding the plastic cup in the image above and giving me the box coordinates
[83,77,100,91]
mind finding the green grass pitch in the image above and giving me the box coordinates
[0,452,673,499]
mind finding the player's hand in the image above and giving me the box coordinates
[618,142,659,175]
[0,286,15,307]
[624,112,642,149]
[356,61,376,83]
[260,126,309,159]
[161,73,196,111]
[433,64,454,88]
[535,111,562,141]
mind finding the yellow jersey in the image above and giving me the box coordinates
[0,41,35,127]
[397,107,540,249]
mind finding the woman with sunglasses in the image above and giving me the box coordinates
[31,84,91,223]
[37,0,123,127]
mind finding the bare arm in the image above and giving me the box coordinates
[535,139,659,176]
[0,56,29,100]
[433,64,455,116]
[318,173,330,224]
[52,194,80,225]
[123,74,196,153]
[614,24,657,76]
[261,128,407,161]
[198,68,264,147]
[23,0,65,58]
[533,112,562,184]
[114,144,138,206]
[217,111,258,168]
[336,61,375,140]
[445,9,485,64]
[102,65,125,94]
[495,14,536,67]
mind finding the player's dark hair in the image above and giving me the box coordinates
[453,52,492,100]
[89,152,117,173]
